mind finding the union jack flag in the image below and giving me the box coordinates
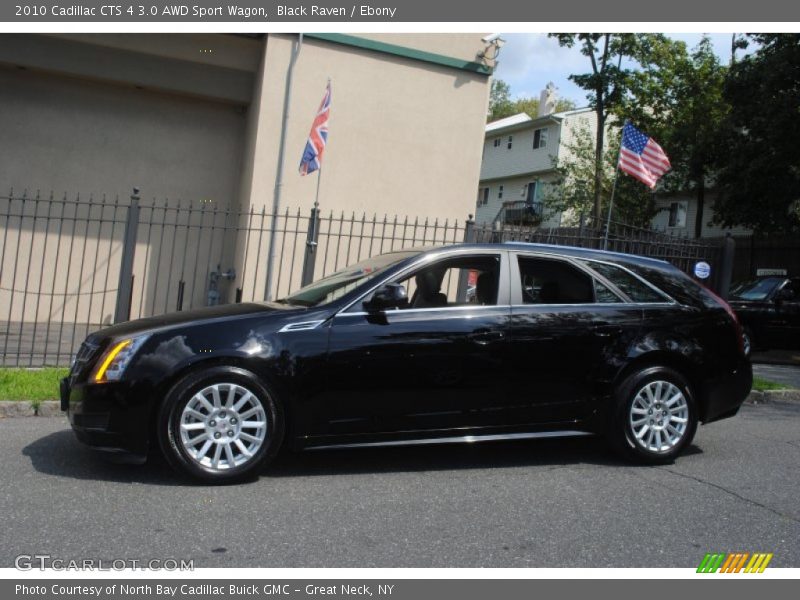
[299,81,331,176]
[618,122,671,189]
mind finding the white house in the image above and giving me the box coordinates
[650,192,752,238]
[476,106,598,226]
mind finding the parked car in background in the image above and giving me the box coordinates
[62,243,751,482]
[728,276,800,355]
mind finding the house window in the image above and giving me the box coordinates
[507,136,513,149]
[533,128,548,149]
[493,138,501,148]
[477,187,489,206]
[498,185,504,199]
[668,201,688,228]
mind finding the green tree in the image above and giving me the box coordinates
[713,34,800,232]
[549,34,641,225]
[543,123,654,227]
[620,36,728,238]
[488,79,576,122]
[488,79,513,121]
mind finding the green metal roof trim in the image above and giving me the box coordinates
[305,33,493,76]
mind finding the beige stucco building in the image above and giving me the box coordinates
[0,33,492,335]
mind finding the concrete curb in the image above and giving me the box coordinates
[0,400,62,418]
[0,390,798,418]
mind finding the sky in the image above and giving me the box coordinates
[493,33,738,107]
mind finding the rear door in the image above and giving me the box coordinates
[504,253,643,425]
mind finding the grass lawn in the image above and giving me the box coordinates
[0,368,68,405]
[752,376,791,392]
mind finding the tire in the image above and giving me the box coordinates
[157,366,284,483]
[609,366,698,465]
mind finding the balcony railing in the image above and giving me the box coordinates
[492,200,544,225]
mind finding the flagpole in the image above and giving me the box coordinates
[308,164,323,254]
[602,120,627,251]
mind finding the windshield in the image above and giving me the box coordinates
[279,250,422,307]
[729,277,783,301]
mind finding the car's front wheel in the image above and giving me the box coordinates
[158,366,283,483]
[609,366,698,464]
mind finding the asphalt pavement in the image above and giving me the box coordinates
[1,402,799,568]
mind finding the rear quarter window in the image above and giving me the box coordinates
[625,264,719,309]
[583,261,668,303]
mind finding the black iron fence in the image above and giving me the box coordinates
[2,188,727,367]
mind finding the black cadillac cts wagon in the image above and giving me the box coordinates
[62,243,752,482]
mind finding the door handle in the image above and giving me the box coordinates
[469,330,505,345]
[591,325,622,338]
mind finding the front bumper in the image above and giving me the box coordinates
[62,377,151,463]
[701,358,753,423]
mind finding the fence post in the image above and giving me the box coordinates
[718,233,735,300]
[300,203,321,287]
[463,213,476,243]
[114,188,141,323]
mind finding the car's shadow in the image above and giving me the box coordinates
[23,428,703,486]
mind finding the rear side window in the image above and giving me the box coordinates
[518,257,594,304]
[585,261,668,303]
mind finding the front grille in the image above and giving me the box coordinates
[69,340,100,383]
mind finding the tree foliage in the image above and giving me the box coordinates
[543,123,655,227]
[620,36,728,237]
[548,34,644,224]
[713,34,800,233]
[488,78,575,122]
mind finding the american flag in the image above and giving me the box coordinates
[299,81,331,176]
[618,122,671,189]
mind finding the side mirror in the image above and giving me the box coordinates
[364,283,408,312]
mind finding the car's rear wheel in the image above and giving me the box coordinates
[609,366,697,464]
[158,366,283,483]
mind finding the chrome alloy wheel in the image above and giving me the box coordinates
[629,380,689,453]
[178,383,268,470]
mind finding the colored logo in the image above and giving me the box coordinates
[697,552,773,573]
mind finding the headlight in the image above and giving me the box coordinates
[91,335,150,383]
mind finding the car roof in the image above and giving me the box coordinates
[416,242,676,271]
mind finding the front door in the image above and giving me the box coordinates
[309,252,512,441]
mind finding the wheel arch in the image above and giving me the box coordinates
[611,351,705,418]
[145,356,292,453]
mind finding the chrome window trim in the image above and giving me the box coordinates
[510,249,677,306]
[577,257,677,305]
[509,302,677,310]
[335,247,510,317]
[339,305,512,318]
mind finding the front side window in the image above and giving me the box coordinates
[393,255,501,309]
[517,257,594,304]
[584,261,668,303]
